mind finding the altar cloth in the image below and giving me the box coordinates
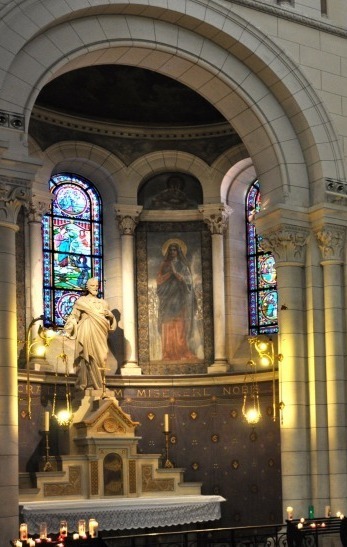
[20,495,226,534]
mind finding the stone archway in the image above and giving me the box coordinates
[1,2,344,207]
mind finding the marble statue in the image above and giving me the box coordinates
[64,277,117,390]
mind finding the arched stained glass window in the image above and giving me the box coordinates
[246,180,278,334]
[42,173,103,327]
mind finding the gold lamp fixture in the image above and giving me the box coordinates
[24,315,59,419]
[242,355,262,425]
[52,333,73,427]
[242,336,284,425]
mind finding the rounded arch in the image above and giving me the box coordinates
[0,1,344,208]
[212,144,251,203]
[222,157,257,207]
[126,151,213,203]
[32,141,127,204]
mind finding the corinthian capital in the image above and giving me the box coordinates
[115,204,143,235]
[315,224,345,263]
[0,176,30,225]
[27,192,53,222]
[260,225,309,265]
[198,203,232,234]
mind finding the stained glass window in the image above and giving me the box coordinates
[246,180,278,334]
[42,173,103,327]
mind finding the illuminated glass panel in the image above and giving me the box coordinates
[246,180,278,334]
[42,173,103,327]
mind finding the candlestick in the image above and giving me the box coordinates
[43,430,52,471]
[163,431,174,468]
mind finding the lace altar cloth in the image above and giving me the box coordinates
[21,495,225,534]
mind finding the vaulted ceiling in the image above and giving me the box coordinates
[36,65,225,126]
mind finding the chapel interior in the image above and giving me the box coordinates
[1,0,347,545]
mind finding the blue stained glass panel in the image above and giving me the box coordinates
[42,173,103,326]
[246,180,278,334]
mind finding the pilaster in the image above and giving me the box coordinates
[257,220,310,519]
[314,223,347,513]
[0,176,29,545]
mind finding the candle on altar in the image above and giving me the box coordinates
[164,413,169,433]
[44,411,50,432]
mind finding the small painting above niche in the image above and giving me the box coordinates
[138,172,203,210]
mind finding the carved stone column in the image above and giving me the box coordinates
[315,224,347,512]
[260,224,310,517]
[199,204,231,373]
[0,177,29,544]
[27,192,53,337]
[115,205,143,375]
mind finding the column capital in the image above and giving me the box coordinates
[27,191,53,222]
[115,204,143,235]
[314,224,345,263]
[198,203,232,234]
[0,176,30,226]
[259,224,309,265]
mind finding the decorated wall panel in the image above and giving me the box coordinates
[18,380,282,527]
[136,221,213,375]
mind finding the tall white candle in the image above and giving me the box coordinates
[164,413,169,433]
[44,411,50,432]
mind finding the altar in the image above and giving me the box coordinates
[20,495,226,535]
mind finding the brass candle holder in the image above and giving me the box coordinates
[43,429,53,471]
[163,430,174,469]
[43,431,53,471]
[42,412,53,472]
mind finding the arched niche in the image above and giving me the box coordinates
[103,452,124,496]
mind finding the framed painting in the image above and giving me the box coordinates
[136,221,213,375]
